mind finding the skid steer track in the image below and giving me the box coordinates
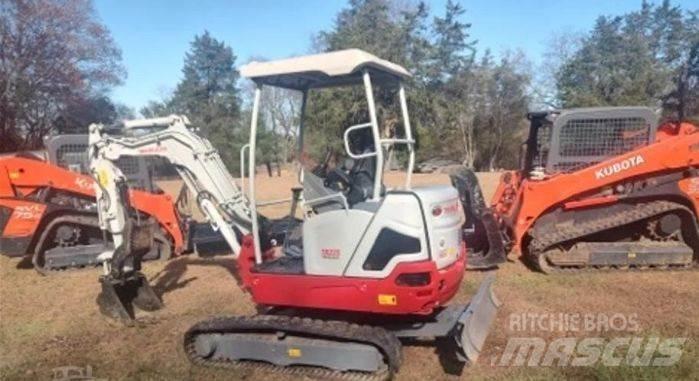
[184,315,402,381]
[32,215,170,275]
[529,200,699,273]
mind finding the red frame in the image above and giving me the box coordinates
[237,235,467,315]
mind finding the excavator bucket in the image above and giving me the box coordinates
[450,168,508,269]
[97,272,162,323]
[96,219,162,324]
[454,274,501,363]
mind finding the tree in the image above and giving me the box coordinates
[473,52,531,170]
[427,0,476,86]
[304,0,531,171]
[53,96,117,134]
[555,1,699,119]
[434,50,531,170]
[0,0,125,151]
[261,86,302,164]
[167,31,243,168]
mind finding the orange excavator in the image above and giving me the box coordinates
[486,107,699,272]
[0,136,189,273]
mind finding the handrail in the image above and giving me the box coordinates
[256,197,292,207]
[380,138,415,145]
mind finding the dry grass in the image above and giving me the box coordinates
[1,171,697,380]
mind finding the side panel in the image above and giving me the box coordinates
[238,236,467,315]
[303,209,373,276]
[344,193,428,278]
[418,187,463,270]
[0,199,46,237]
[0,199,47,257]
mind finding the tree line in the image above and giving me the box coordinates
[1,0,697,172]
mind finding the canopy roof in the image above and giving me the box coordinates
[240,49,411,90]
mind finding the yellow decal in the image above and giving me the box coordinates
[628,251,636,259]
[378,294,397,306]
[98,169,109,187]
[8,171,20,179]
[287,348,302,358]
[439,247,458,259]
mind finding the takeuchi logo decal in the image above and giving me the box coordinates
[138,145,167,154]
[595,155,645,180]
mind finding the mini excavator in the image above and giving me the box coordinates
[88,50,500,379]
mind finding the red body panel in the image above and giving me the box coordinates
[0,156,186,254]
[237,235,466,315]
[492,121,699,255]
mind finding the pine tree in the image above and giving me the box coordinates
[168,31,242,168]
[555,1,698,119]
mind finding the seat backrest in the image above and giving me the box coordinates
[303,171,345,213]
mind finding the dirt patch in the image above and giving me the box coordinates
[1,171,696,380]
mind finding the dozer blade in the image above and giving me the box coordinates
[454,274,501,364]
[450,168,508,270]
[97,272,162,324]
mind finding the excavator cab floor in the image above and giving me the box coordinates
[252,255,305,275]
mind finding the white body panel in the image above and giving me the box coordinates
[415,186,464,270]
[303,185,463,279]
[344,193,428,278]
[302,209,373,276]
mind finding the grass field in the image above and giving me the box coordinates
[0,171,697,380]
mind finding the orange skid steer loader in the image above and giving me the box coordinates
[0,155,186,273]
[487,107,699,272]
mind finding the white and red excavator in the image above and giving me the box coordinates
[88,49,500,380]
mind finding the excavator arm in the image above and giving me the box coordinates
[88,115,254,322]
[89,115,252,263]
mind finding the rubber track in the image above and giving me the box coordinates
[36,219,168,274]
[33,215,102,274]
[528,200,698,273]
[184,315,402,381]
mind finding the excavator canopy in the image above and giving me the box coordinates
[240,49,410,90]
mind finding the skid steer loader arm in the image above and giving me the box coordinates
[450,168,507,269]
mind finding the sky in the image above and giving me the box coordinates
[95,0,699,110]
